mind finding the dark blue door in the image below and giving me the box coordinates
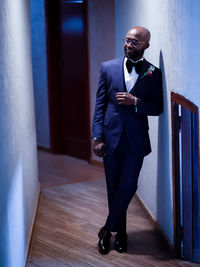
[172,93,200,263]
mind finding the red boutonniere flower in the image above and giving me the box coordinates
[140,65,155,79]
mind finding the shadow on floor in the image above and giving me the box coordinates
[124,229,172,260]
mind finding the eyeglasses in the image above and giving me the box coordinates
[123,38,145,47]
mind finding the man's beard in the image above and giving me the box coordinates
[124,47,145,60]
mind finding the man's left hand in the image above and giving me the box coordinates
[116,92,137,105]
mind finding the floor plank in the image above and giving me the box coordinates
[26,151,199,267]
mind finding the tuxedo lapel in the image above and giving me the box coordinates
[138,59,150,78]
[130,59,150,95]
[115,57,125,92]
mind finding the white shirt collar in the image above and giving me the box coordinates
[124,57,143,93]
[125,57,144,64]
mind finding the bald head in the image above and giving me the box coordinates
[127,26,151,43]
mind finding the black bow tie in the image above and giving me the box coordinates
[126,59,143,74]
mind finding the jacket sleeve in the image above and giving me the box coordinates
[92,64,108,139]
[136,69,163,116]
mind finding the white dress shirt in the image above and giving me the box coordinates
[123,57,144,93]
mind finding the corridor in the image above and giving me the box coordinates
[1,1,200,266]
[26,151,197,267]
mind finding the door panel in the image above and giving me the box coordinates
[181,107,193,260]
[171,92,200,263]
[59,0,90,159]
[45,0,90,159]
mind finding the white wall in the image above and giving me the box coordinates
[88,0,115,161]
[115,0,200,245]
[0,0,40,266]
[30,0,50,148]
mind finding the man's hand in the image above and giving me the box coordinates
[93,140,106,157]
[116,92,137,105]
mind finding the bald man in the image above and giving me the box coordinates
[92,26,163,255]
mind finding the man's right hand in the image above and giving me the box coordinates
[93,140,106,157]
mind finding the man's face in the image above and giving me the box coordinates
[124,30,147,60]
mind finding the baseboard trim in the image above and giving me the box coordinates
[24,182,41,267]
[37,145,51,152]
[135,193,174,257]
[90,158,104,168]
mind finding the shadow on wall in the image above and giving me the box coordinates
[156,51,171,238]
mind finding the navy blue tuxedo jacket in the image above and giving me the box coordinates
[92,57,163,156]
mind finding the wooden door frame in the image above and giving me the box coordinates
[171,91,200,259]
[44,0,91,157]
[44,0,62,153]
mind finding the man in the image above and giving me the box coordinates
[92,26,163,255]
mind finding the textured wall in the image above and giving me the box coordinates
[88,0,115,161]
[30,0,50,148]
[115,0,200,245]
[0,0,39,266]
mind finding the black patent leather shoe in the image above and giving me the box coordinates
[98,227,112,255]
[114,232,127,253]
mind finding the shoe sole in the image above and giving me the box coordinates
[114,247,127,253]
[98,248,110,255]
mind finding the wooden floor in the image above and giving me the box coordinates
[26,151,198,267]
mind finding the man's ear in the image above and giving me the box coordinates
[145,42,150,49]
